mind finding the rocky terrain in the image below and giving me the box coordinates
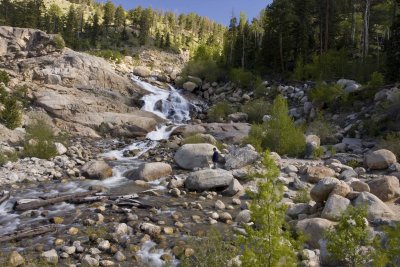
[0,26,399,267]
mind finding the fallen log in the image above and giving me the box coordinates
[0,191,10,205]
[14,190,100,211]
[68,196,108,205]
[0,225,58,242]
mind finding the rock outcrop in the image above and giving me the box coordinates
[174,143,216,170]
[185,169,234,191]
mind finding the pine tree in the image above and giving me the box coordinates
[63,6,78,48]
[386,12,400,81]
[165,32,171,48]
[90,12,100,46]
[139,8,153,45]
[238,152,298,267]
[103,0,115,32]
[114,5,125,29]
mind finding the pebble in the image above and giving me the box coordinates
[114,251,126,262]
[214,200,225,210]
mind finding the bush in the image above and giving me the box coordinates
[52,34,65,49]
[0,70,10,86]
[181,59,226,83]
[377,132,400,159]
[293,187,310,204]
[229,68,262,91]
[243,124,265,152]
[238,152,299,267]
[179,228,238,267]
[383,222,400,265]
[309,83,345,109]
[307,113,335,144]
[0,148,18,166]
[262,96,305,157]
[324,205,382,267]
[89,50,124,63]
[367,71,384,91]
[23,118,58,159]
[0,85,22,130]
[208,102,234,122]
[241,99,270,123]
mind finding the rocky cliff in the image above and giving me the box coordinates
[0,26,165,140]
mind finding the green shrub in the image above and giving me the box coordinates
[0,70,10,86]
[179,228,238,267]
[0,148,18,166]
[377,132,400,159]
[307,113,335,144]
[0,97,22,129]
[312,147,324,159]
[208,102,234,122]
[181,59,226,83]
[241,99,270,123]
[309,83,345,109]
[293,187,310,204]
[53,34,65,49]
[367,71,384,91]
[324,205,382,267]
[89,50,124,63]
[229,68,262,91]
[243,124,265,152]
[23,118,58,159]
[238,152,299,267]
[263,96,305,157]
[383,222,400,265]
[12,85,31,107]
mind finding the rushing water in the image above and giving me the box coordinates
[0,77,192,266]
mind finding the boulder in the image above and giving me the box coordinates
[125,162,172,182]
[337,79,362,93]
[351,180,370,192]
[296,218,335,249]
[321,194,350,221]
[330,181,351,198]
[236,209,251,224]
[354,192,395,221]
[174,143,216,170]
[54,142,67,155]
[224,145,260,170]
[364,149,397,170]
[132,66,151,78]
[286,203,310,218]
[182,81,198,92]
[81,160,113,180]
[227,112,248,122]
[222,179,244,196]
[306,166,336,183]
[9,251,25,267]
[185,169,234,191]
[199,123,251,144]
[368,176,400,201]
[310,177,340,202]
[41,249,58,264]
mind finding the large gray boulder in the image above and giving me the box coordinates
[125,162,172,182]
[321,194,350,221]
[174,143,216,170]
[132,66,151,78]
[81,160,113,180]
[296,218,335,249]
[367,176,400,201]
[306,166,336,183]
[182,81,198,92]
[364,149,397,170]
[354,192,395,221]
[224,145,260,170]
[337,79,362,93]
[310,177,340,202]
[185,169,234,191]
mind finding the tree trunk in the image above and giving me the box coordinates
[362,0,371,60]
[0,225,58,242]
[279,31,284,73]
[351,0,356,45]
[325,0,330,52]
[242,32,245,69]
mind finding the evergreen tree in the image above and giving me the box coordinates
[128,6,142,26]
[63,6,79,48]
[165,32,171,48]
[238,152,298,267]
[114,5,125,29]
[103,0,115,32]
[90,12,100,46]
[386,12,400,81]
[139,8,153,45]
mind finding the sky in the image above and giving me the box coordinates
[98,0,272,25]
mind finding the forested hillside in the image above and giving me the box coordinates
[0,0,225,55]
[196,0,400,83]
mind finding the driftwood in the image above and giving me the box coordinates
[0,191,10,205]
[0,225,58,242]
[14,190,100,211]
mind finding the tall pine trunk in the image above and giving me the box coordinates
[351,0,356,46]
[325,0,330,52]
[362,0,371,60]
[279,31,284,73]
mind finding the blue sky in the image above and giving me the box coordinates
[98,0,272,25]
